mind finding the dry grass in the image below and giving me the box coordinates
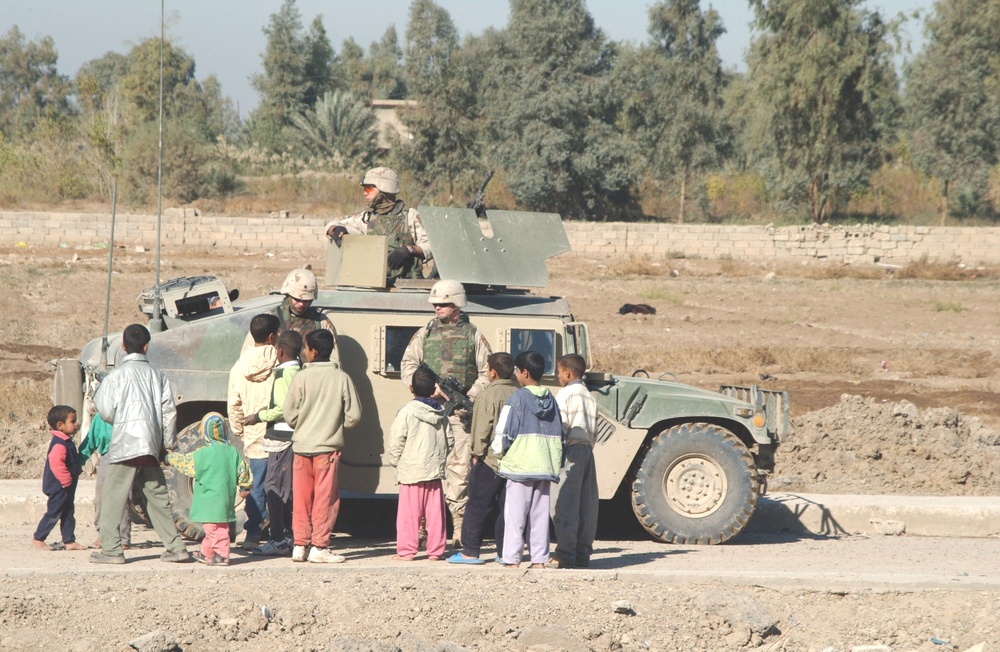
[0,378,49,428]
[894,255,994,281]
[601,255,673,277]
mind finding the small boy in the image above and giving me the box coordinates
[78,413,132,550]
[386,365,453,561]
[284,329,362,563]
[166,412,253,566]
[491,351,564,568]
[549,353,599,569]
[245,330,303,557]
[448,352,517,565]
[228,313,280,548]
[33,405,86,551]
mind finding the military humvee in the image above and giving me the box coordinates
[53,208,788,544]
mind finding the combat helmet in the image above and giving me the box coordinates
[428,279,467,308]
[360,167,400,195]
[280,268,318,301]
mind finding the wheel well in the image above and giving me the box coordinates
[625,417,755,482]
[176,401,227,431]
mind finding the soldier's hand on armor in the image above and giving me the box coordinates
[387,245,415,270]
[243,414,260,426]
[328,225,348,245]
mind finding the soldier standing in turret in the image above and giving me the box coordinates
[325,167,434,280]
[401,280,492,547]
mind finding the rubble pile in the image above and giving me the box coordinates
[776,394,1000,495]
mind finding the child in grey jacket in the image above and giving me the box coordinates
[387,365,454,560]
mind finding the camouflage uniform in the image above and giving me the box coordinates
[241,297,340,366]
[400,313,491,543]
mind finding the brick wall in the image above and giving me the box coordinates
[2,210,998,265]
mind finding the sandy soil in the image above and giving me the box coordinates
[2,245,999,651]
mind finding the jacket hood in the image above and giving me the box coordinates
[411,398,447,426]
[200,411,229,445]
[524,386,556,420]
[242,345,278,381]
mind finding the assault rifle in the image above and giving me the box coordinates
[417,362,474,429]
[466,169,495,218]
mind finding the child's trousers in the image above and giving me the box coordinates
[292,451,341,548]
[202,522,231,559]
[34,483,77,544]
[396,479,446,558]
[501,479,551,565]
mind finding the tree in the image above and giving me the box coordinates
[746,0,899,222]
[250,0,307,149]
[481,0,638,219]
[905,0,1000,223]
[620,0,730,222]
[303,16,336,108]
[290,90,377,168]
[0,26,71,136]
[396,0,483,199]
[369,26,406,100]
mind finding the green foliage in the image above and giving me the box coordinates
[120,120,212,205]
[481,0,639,219]
[905,0,1000,221]
[746,0,900,223]
[0,26,72,136]
[393,0,484,200]
[619,0,731,223]
[372,28,406,100]
[290,90,377,169]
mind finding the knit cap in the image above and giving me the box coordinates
[200,412,229,445]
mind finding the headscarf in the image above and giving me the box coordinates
[200,411,229,445]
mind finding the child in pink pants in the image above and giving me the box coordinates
[386,365,453,560]
[166,412,252,565]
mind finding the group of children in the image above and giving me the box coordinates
[34,317,598,570]
[392,350,599,569]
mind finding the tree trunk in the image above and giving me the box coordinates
[678,174,686,225]
[811,178,821,223]
[940,179,949,226]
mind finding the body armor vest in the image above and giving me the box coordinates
[277,298,326,338]
[422,314,478,392]
[367,200,418,279]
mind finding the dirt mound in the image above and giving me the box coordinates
[775,394,1000,495]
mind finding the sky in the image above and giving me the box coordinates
[4,0,931,117]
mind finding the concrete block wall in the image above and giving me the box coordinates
[2,210,1000,265]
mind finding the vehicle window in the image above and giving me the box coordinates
[510,329,556,376]
[385,326,420,373]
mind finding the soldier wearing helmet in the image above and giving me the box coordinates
[324,167,433,281]
[241,268,339,365]
[400,280,492,547]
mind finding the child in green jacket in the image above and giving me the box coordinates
[166,412,252,565]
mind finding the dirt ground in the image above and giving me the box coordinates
[2,244,999,651]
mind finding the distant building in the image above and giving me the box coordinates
[371,99,417,150]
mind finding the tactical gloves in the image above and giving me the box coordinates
[329,226,348,245]
[388,245,415,270]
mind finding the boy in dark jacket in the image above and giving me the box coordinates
[491,351,564,568]
[33,405,86,551]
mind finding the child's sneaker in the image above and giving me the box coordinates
[307,547,345,564]
[291,545,308,562]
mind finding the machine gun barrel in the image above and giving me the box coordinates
[417,362,474,428]
[466,169,495,218]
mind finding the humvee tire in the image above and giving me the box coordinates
[631,422,758,545]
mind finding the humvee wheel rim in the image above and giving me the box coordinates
[663,454,728,518]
